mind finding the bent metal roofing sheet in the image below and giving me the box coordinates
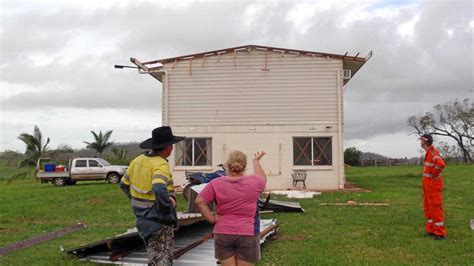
[67,219,278,265]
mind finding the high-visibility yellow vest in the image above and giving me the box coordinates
[121,155,175,203]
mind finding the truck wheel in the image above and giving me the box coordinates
[53,177,66,186]
[107,173,120,184]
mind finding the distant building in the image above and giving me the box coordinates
[131,45,371,190]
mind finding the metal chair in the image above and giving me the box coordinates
[292,170,307,189]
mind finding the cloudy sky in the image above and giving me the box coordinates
[0,0,472,158]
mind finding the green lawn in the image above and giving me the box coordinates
[0,162,473,265]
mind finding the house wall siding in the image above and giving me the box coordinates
[160,49,345,190]
[162,50,342,125]
[170,128,341,190]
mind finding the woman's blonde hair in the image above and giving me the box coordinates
[225,151,247,175]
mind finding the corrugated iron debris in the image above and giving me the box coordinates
[64,189,305,264]
[66,219,279,265]
[258,198,304,212]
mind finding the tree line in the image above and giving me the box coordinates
[10,127,134,168]
[344,98,473,166]
[2,127,143,184]
[6,98,472,170]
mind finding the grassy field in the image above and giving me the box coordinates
[0,162,473,265]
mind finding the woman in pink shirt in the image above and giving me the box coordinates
[196,150,267,266]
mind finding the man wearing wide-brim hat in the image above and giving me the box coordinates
[120,126,185,265]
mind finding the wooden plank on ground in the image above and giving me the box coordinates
[0,223,86,256]
[320,202,389,206]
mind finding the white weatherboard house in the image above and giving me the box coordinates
[131,45,371,190]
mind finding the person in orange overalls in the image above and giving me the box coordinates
[420,134,446,240]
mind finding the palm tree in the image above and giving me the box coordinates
[17,125,50,167]
[111,147,128,160]
[84,130,114,155]
[8,126,50,184]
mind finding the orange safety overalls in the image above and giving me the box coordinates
[422,145,446,236]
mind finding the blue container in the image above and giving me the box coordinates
[44,164,56,172]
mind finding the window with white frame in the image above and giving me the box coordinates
[293,137,332,166]
[175,138,212,166]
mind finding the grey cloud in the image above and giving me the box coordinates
[343,100,427,139]
[1,0,472,143]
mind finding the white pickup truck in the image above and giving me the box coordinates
[37,158,128,186]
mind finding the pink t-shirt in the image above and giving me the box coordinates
[199,175,266,236]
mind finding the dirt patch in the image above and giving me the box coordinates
[0,227,22,233]
[343,182,371,192]
[86,197,103,205]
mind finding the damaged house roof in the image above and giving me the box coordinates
[129,44,372,85]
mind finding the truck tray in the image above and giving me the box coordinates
[37,171,69,178]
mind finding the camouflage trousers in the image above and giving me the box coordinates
[144,225,174,266]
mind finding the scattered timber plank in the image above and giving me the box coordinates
[173,233,213,259]
[109,246,143,261]
[320,203,389,206]
[0,223,86,256]
[259,222,279,238]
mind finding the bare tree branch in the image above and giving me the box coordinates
[407,98,473,162]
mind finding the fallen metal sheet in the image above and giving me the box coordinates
[81,221,214,265]
[190,183,207,194]
[187,184,215,213]
[65,213,204,258]
[67,219,278,265]
[259,219,279,244]
[176,212,206,227]
[258,198,305,212]
[84,241,215,266]
[0,223,86,256]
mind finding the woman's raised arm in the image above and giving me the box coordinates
[253,151,266,183]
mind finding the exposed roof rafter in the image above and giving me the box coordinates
[142,44,369,65]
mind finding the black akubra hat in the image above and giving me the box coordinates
[140,126,185,150]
